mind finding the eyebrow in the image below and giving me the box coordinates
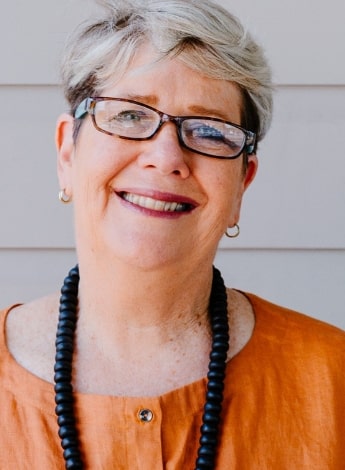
[120,93,236,121]
[187,104,232,121]
[122,93,158,106]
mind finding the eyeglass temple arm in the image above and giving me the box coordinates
[245,132,256,154]
[74,98,92,119]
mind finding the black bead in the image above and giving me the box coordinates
[195,455,214,469]
[56,318,75,329]
[57,310,78,323]
[209,350,227,361]
[202,412,220,425]
[203,402,222,414]
[55,335,74,347]
[208,362,226,372]
[200,423,217,434]
[58,415,76,427]
[65,458,83,470]
[54,368,72,382]
[206,381,224,393]
[55,382,74,394]
[199,434,218,446]
[56,328,75,340]
[206,370,225,381]
[55,392,74,405]
[55,350,73,362]
[56,342,74,354]
[63,446,82,460]
[62,436,80,450]
[204,390,223,402]
[59,302,78,313]
[54,362,73,374]
[59,425,78,439]
[55,402,75,416]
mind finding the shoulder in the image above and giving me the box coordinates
[222,288,345,363]
[247,292,345,337]
[223,293,345,414]
[5,294,60,382]
[244,292,345,367]
[6,293,59,335]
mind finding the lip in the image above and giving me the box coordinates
[115,188,198,218]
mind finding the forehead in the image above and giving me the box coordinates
[100,44,243,123]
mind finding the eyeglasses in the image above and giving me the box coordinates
[74,97,256,159]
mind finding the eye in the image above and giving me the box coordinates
[191,124,224,141]
[182,119,246,157]
[191,122,245,151]
[115,110,146,125]
[94,101,159,138]
[187,123,227,146]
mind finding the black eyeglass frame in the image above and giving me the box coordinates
[74,97,256,160]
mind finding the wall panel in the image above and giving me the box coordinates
[0,249,77,304]
[215,249,345,329]
[1,1,344,329]
[218,0,345,84]
[2,1,344,85]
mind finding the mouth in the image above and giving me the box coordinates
[118,191,196,213]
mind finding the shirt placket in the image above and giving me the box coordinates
[124,397,164,470]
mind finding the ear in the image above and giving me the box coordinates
[56,113,75,196]
[227,154,258,229]
[243,153,258,192]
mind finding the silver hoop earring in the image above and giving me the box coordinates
[58,189,72,204]
[225,223,240,238]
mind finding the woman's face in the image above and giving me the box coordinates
[57,45,257,270]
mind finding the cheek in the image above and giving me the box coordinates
[211,165,245,225]
[73,135,134,190]
[208,161,244,199]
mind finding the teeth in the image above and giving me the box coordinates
[122,193,187,212]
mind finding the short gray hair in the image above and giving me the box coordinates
[61,0,273,143]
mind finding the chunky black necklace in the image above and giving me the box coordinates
[55,265,229,470]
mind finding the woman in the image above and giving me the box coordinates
[1,0,345,468]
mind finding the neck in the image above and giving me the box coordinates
[76,257,214,354]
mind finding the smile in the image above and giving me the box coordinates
[119,192,194,212]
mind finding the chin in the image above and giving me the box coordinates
[93,235,182,271]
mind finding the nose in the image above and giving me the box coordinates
[137,122,190,178]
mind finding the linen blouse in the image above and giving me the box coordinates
[1,293,344,469]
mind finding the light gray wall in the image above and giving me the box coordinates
[1,0,344,328]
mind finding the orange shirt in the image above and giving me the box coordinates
[1,293,345,469]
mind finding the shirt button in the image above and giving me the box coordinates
[138,408,154,423]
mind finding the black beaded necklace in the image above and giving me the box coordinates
[54,265,229,470]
